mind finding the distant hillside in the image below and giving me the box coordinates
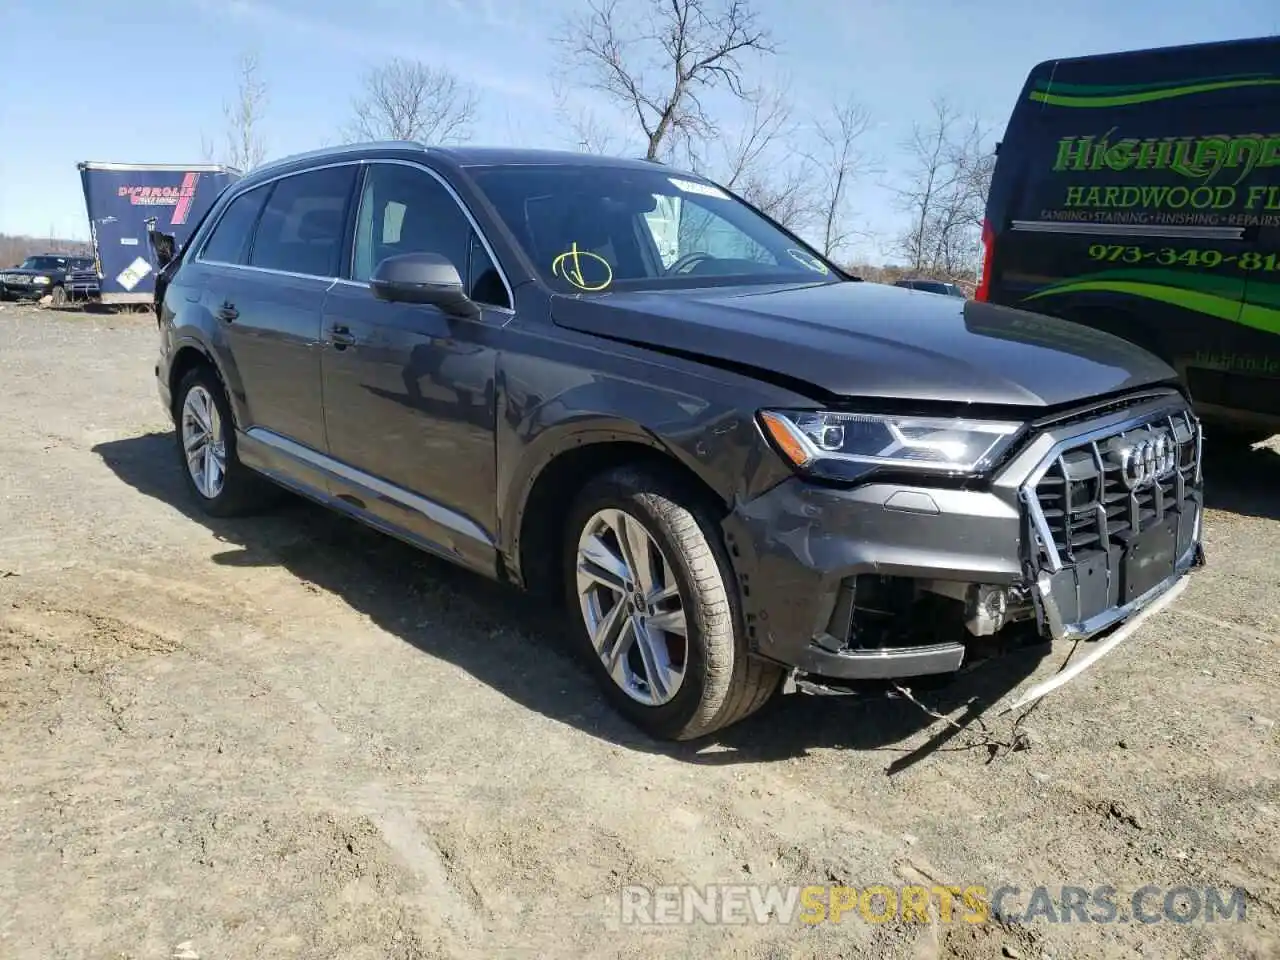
[0,234,93,268]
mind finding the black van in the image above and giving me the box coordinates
[978,36,1280,443]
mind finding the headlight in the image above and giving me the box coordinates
[759,410,1023,477]
[33,275,50,285]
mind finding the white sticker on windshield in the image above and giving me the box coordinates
[786,248,830,275]
[668,177,728,199]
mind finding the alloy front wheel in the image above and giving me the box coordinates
[564,465,781,740]
[576,508,689,706]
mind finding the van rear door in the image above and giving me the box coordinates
[984,39,1280,389]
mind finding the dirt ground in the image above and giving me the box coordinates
[0,302,1276,960]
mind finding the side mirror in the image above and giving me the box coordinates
[370,251,479,318]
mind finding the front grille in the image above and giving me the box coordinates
[1032,409,1201,571]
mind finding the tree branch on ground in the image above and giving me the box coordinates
[344,59,478,144]
[223,51,268,171]
[555,0,775,162]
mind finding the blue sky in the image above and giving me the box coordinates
[1,0,1275,260]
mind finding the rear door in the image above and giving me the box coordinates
[198,165,357,454]
[987,40,1280,389]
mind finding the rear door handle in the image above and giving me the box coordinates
[329,325,356,349]
[215,301,238,322]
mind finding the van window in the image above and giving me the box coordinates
[250,167,356,277]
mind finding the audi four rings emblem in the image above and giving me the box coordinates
[1119,432,1177,489]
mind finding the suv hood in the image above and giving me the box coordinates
[550,280,1177,408]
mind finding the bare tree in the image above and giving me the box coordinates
[223,51,268,171]
[710,86,813,229]
[555,0,775,162]
[552,81,625,155]
[806,98,873,258]
[895,98,993,282]
[345,59,478,144]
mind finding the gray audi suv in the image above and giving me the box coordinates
[151,142,1204,740]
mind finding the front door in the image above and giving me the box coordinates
[320,162,513,574]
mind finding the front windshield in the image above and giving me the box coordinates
[20,256,68,271]
[467,164,841,293]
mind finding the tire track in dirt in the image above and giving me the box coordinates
[2,562,920,957]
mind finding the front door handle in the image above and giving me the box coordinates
[215,301,238,323]
[329,325,356,349]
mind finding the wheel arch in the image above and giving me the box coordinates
[167,337,241,425]
[506,423,732,599]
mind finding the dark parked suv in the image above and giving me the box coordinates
[153,142,1205,740]
[1,254,95,304]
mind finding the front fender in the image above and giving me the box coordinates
[495,357,796,572]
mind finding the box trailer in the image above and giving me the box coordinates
[78,161,240,304]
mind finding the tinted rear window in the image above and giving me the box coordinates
[202,185,270,265]
[250,167,355,277]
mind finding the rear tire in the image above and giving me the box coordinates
[563,465,781,741]
[174,365,272,517]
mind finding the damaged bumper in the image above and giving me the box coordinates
[723,392,1204,685]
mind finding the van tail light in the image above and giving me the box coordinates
[974,219,995,302]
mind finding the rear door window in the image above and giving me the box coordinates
[250,166,356,277]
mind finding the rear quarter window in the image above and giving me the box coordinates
[201,185,271,265]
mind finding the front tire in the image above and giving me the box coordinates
[564,465,780,741]
[49,285,67,307]
[174,365,270,517]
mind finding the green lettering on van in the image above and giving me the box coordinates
[1226,137,1265,184]
[1134,139,1173,170]
[1104,139,1139,171]
[1169,139,1196,177]
[1053,137,1094,171]
[1051,133,1280,185]
[1140,186,1169,207]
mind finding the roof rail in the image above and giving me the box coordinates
[249,140,426,174]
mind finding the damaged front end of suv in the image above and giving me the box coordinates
[725,389,1205,696]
